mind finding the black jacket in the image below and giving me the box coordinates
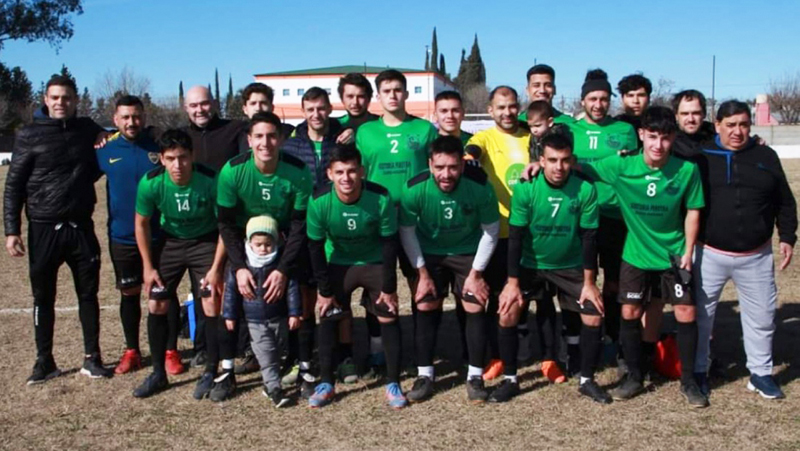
[183,116,247,171]
[280,120,343,188]
[4,107,104,235]
[696,136,797,252]
[672,121,715,159]
[222,255,302,322]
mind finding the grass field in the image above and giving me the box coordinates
[0,162,799,451]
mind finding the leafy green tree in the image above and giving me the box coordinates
[0,0,83,51]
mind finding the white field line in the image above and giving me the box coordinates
[0,305,117,314]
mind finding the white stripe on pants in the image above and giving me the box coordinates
[694,244,777,376]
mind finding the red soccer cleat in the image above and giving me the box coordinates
[482,359,504,381]
[165,350,186,375]
[114,349,142,375]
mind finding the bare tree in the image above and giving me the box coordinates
[462,84,490,114]
[768,72,800,124]
[147,96,187,130]
[94,66,151,100]
[650,77,675,107]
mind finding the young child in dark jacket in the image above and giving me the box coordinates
[223,215,301,407]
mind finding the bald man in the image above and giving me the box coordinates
[182,85,248,171]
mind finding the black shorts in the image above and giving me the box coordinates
[618,261,693,306]
[329,263,395,318]
[294,244,316,287]
[109,241,143,290]
[598,215,627,284]
[412,254,479,304]
[519,267,601,316]
[150,233,218,300]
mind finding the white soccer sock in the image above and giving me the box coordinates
[467,365,483,380]
[418,366,434,380]
[221,359,234,370]
[504,375,518,383]
[299,361,311,371]
[580,376,590,385]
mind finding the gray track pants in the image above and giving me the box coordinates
[248,318,287,392]
[694,244,777,376]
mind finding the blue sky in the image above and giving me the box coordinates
[3,0,799,104]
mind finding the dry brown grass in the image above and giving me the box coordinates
[0,162,799,451]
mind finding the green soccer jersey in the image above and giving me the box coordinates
[216,151,313,229]
[312,140,323,159]
[582,154,705,271]
[307,181,397,265]
[458,130,473,148]
[567,117,638,219]
[399,167,499,256]
[518,108,574,125]
[356,116,439,204]
[135,164,218,239]
[509,173,599,270]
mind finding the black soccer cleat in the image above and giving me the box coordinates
[466,377,489,403]
[27,356,61,386]
[488,379,520,403]
[209,371,236,402]
[407,376,434,403]
[80,354,113,379]
[133,372,169,398]
[610,375,645,401]
[579,379,612,404]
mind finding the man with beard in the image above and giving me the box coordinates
[337,73,379,132]
[97,95,184,376]
[566,69,638,376]
[670,90,716,159]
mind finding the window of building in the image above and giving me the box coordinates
[414,86,423,94]
[282,89,290,96]
[297,88,305,96]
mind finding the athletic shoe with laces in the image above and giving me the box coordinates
[165,350,185,375]
[407,376,434,402]
[281,364,300,387]
[579,379,612,404]
[80,354,114,379]
[488,379,520,403]
[209,371,236,402]
[234,352,259,375]
[610,375,645,401]
[190,350,207,369]
[262,386,290,408]
[747,374,785,400]
[338,357,359,384]
[133,372,169,398]
[115,349,142,375]
[681,380,710,408]
[541,360,567,384]
[482,359,504,381]
[466,377,489,403]
[385,382,408,409]
[309,382,335,408]
[193,372,215,400]
[26,356,61,386]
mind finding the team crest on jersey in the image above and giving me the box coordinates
[665,180,680,195]
[407,135,422,152]
[605,134,622,150]
[568,200,581,214]
[148,152,160,164]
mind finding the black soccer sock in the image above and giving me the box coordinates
[563,310,582,371]
[78,295,101,356]
[286,328,299,365]
[580,324,603,380]
[204,316,220,375]
[486,307,500,360]
[465,312,487,369]
[620,318,643,382]
[166,294,180,351]
[415,310,439,367]
[642,340,657,378]
[498,326,519,376]
[604,292,621,344]
[298,318,315,364]
[381,321,402,384]
[535,298,557,361]
[677,321,698,385]
[337,342,353,363]
[366,311,381,338]
[318,319,338,384]
[120,293,141,351]
[148,313,168,376]
[456,300,468,360]
[218,318,237,363]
